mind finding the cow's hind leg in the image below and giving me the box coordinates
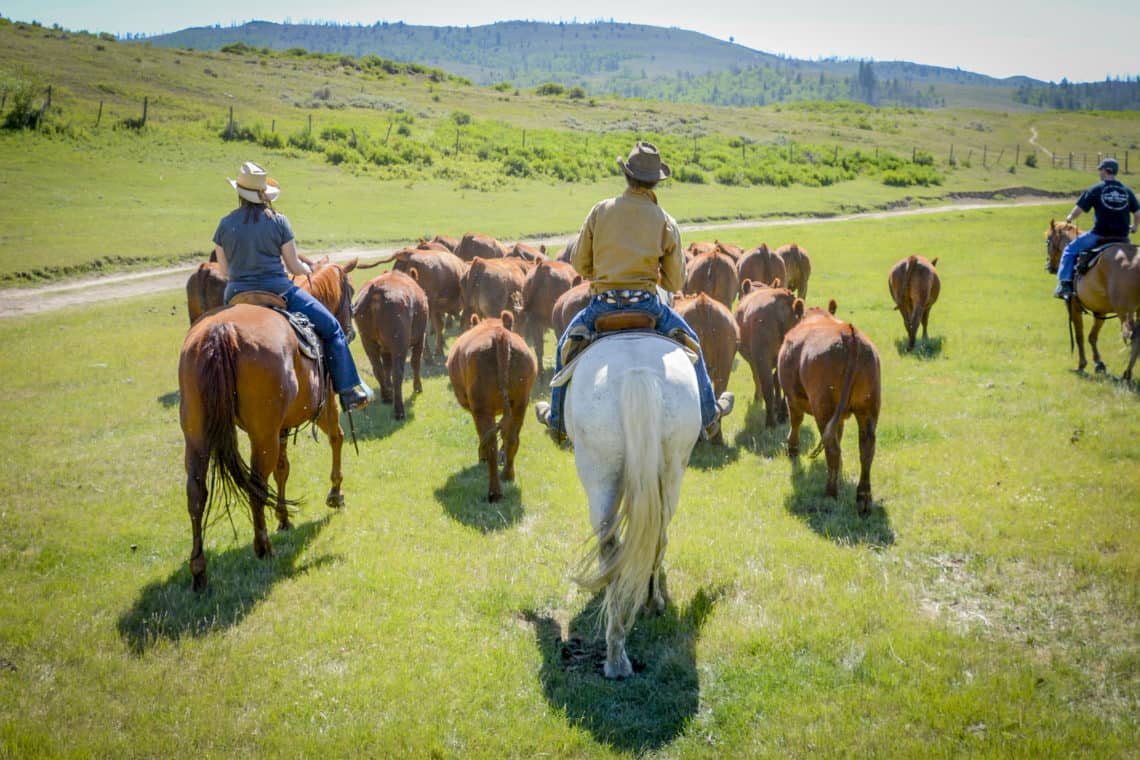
[856,413,876,514]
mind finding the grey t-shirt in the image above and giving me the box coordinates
[213,206,296,295]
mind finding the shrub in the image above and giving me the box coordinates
[2,73,46,130]
[1025,153,1038,168]
[913,149,935,166]
[535,82,565,96]
[451,111,471,126]
[673,165,707,184]
[567,86,587,100]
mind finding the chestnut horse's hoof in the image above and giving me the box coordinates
[192,570,208,593]
[1095,361,1107,374]
[487,491,502,503]
[326,491,344,509]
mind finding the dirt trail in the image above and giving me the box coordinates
[0,197,1062,319]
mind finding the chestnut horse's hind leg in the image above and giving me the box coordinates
[1068,300,1088,372]
[1089,316,1107,374]
[248,430,279,560]
[314,396,345,509]
[185,442,210,592]
[273,431,294,531]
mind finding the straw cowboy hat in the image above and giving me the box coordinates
[617,141,671,183]
[228,161,281,203]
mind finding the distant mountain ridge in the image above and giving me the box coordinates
[140,20,1138,110]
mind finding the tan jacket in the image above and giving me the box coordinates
[571,186,684,295]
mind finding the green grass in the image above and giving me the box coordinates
[1,205,1137,756]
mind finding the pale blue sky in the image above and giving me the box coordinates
[5,0,1138,84]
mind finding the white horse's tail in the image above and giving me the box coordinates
[576,368,665,635]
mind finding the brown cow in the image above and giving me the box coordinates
[551,280,593,337]
[684,250,739,309]
[375,246,466,360]
[775,243,812,299]
[888,255,941,351]
[186,261,226,325]
[446,311,538,502]
[520,259,582,372]
[352,270,429,420]
[424,234,459,252]
[675,292,739,443]
[455,232,507,262]
[460,256,526,324]
[506,242,547,262]
[715,240,744,261]
[555,236,577,264]
[734,279,802,427]
[777,302,881,512]
[737,244,787,295]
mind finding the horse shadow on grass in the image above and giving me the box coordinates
[117,516,336,655]
[522,583,724,754]
[1074,365,1140,395]
[785,458,895,547]
[435,463,524,532]
[894,335,944,359]
[157,390,180,409]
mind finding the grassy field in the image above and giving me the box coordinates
[1,203,1137,757]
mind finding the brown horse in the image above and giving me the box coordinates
[1045,220,1140,381]
[178,258,361,591]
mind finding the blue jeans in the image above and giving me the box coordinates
[547,293,720,434]
[227,284,362,394]
[1058,231,1101,283]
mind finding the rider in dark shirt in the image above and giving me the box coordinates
[1054,157,1140,299]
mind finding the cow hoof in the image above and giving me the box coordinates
[787,446,799,458]
[326,491,344,509]
[1095,361,1107,374]
[857,493,872,514]
[488,491,502,503]
[394,410,406,420]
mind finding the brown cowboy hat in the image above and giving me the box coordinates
[617,141,671,182]
[227,161,281,203]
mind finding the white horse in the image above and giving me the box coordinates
[563,332,702,678]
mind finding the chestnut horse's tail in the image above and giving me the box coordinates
[194,322,278,515]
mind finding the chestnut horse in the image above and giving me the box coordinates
[1045,221,1140,381]
[178,258,361,591]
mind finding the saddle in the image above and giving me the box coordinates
[228,290,323,363]
[1076,238,1133,276]
[551,315,699,388]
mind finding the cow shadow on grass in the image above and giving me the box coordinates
[523,583,723,754]
[435,463,524,532]
[732,400,790,458]
[117,516,336,655]
[894,336,944,359]
[784,458,895,547]
[157,390,180,409]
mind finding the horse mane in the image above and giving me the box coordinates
[304,263,342,305]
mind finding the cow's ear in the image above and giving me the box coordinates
[572,275,583,287]
[741,280,753,295]
[500,311,515,331]
[793,298,804,320]
[828,299,838,315]
[469,314,481,328]
[771,277,781,289]
[931,257,939,268]
[408,267,420,282]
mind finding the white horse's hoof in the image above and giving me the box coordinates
[604,651,633,679]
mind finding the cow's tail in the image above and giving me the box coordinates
[577,369,665,637]
[479,316,514,451]
[810,325,860,459]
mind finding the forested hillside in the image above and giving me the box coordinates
[138,19,1140,111]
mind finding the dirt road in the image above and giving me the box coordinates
[0,198,1062,318]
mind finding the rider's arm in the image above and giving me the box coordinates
[1065,206,1083,224]
[280,240,312,277]
[213,244,228,279]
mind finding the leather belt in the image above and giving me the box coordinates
[598,289,653,306]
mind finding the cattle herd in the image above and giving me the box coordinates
[187,232,942,512]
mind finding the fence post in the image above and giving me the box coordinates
[226,106,233,139]
[1015,144,1019,166]
[1069,153,1073,170]
[912,146,916,162]
[949,144,954,164]
[983,145,987,167]
[141,96,147,127]
[522,129,526,148]
[1126,151,1130,174]
[271,119,275,133]
[308,114,312,134]
[454,125,459,154]
[95,100,103,127]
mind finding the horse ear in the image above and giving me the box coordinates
[828,299,838,315]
